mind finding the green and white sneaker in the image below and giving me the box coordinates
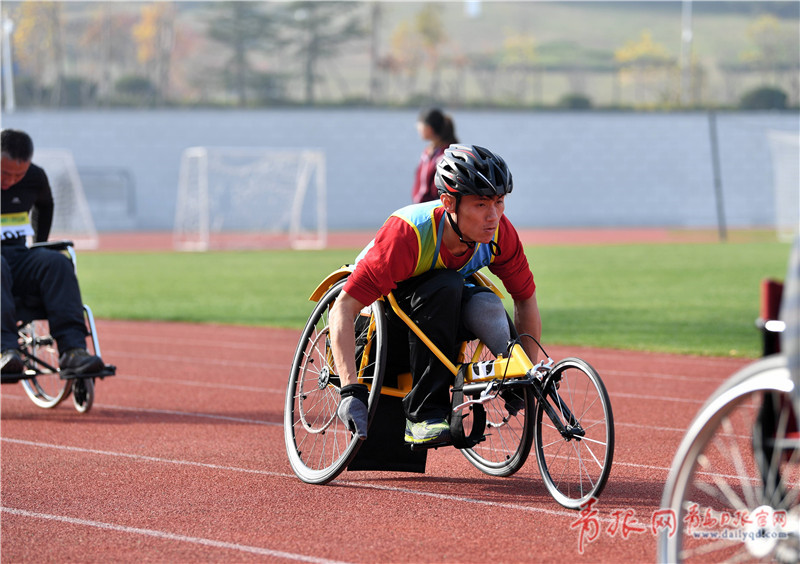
[404,418,450,445]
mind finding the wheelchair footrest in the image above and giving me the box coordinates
[1,371,31,384]
[60,365,116,380]
[408,438,453,451]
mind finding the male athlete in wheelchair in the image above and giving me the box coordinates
[330,144,541,446]
[285,144,614,506]
[1,129,113,412]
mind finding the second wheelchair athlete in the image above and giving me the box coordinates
[330,144,542,445]
[1,129,105,377]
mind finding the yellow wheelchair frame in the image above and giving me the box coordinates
[285,266,614,509]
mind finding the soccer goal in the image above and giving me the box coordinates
[34,149,99,250]
[768,130,799,242]
[173,147,327,251]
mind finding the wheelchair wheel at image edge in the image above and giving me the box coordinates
[658,356,799,563]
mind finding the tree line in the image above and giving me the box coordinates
[2,1,798,110]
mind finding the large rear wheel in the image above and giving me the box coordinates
[284,280,387,484]
[19,320,71,409]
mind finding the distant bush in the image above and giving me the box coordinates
[115,76,155,98]
[60,77,97,107]
[558,93,593,109]
[739,86,788,110]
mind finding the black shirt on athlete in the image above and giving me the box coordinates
[1,164,54,246]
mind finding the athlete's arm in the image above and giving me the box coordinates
[31,168,54,243]
[329,289,368,386]
[514,291,542,365]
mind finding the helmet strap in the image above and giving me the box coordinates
[445,211,476,250]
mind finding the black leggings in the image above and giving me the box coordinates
[390,270,496,422]
[1,243,87,352]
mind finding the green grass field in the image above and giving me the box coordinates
[77,241,791,359]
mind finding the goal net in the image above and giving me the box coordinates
[173,147,327,251]
[768,130,799,242]
[33,149,99,249]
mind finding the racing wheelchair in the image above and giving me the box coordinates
[1,241,115,413]
[284,266,615,509]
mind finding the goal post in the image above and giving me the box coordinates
[33,149,99,250]
[768,130,799,242]
[173,147,327,251]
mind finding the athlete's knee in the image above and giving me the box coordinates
[463,291,511,355]
[34,249,75,277]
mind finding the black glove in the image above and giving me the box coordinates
[337,383,369,439]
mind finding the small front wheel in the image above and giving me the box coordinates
[72,378,94,413]
[534,357,614,509]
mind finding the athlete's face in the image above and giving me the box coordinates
[1,156,31,190]
[445,194,505,244]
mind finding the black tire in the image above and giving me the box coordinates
[19,320,71,409]
[534,357,614,509]
[459,339,535,477]
[72,377,94,413]
[284,280,386,484]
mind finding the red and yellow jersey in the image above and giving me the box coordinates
[344,201,535,306]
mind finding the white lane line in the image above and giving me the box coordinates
[98,402,283,426]
[0,394,281,426]
[1,393,697,434]
[2,438,613,521]
[0,506,349,564]
[611,392,705,404]
[104,351,281,369]
[601,369,728,384]
[2,393,703,438]
[112,374,284,394]
[2,437,287,475]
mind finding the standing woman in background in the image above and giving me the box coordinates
[411,108,458,203]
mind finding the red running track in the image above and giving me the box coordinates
[1,319,750,562]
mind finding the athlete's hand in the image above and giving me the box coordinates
[337,383,369,439]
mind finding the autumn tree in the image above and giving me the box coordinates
[615,30,676,106]
[81,5,138,102]
[283,2,366,105]
[500,30,537,104]
[10,1,66,106]
[205,2,285,107]
[415,3,447,99]
[132,2,176,104]
[383,19,425,101]
[740,14,799,83]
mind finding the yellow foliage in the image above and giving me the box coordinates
[132,3,168,65]
[747,14,781,41]
[10,1,60,72]
[389,20,422,67]
[614,29,671,65]
[502,30,536,66]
